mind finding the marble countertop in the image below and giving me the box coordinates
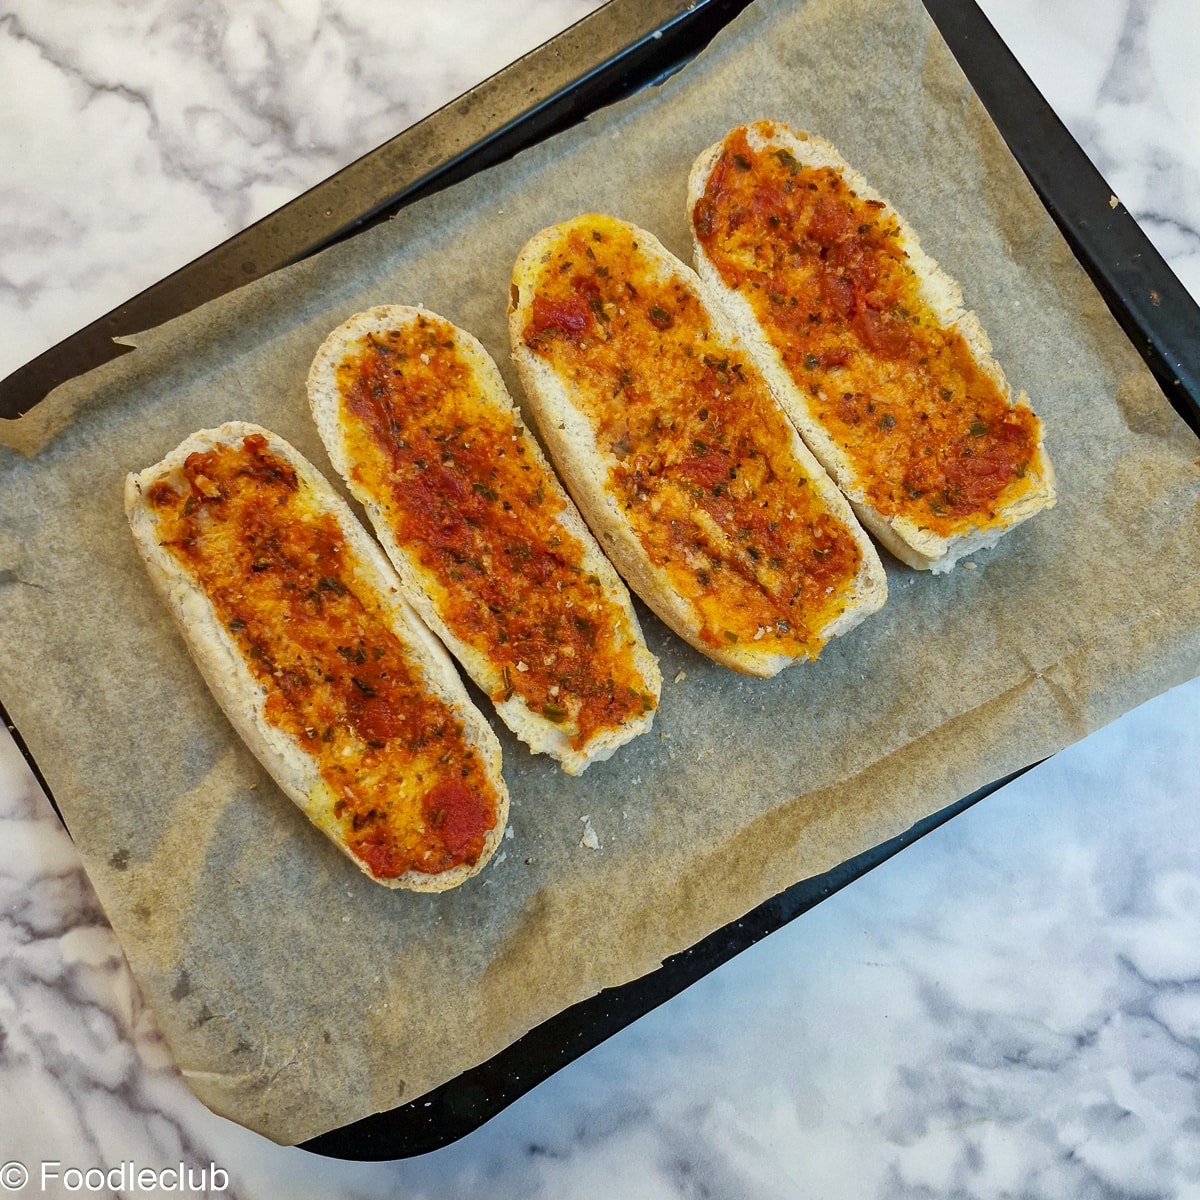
[2,0,1198,1195]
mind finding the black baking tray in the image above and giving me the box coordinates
[3,0,1199,1162]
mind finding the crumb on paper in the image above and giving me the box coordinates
[504,825,514,839]
[963,561,977,570]
[579,815,600,850]
[674,669,686,683]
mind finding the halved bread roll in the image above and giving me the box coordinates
[688,121,1055,573]
[125,421,508,891]
[509,213,886,678]
[308,306,661,775]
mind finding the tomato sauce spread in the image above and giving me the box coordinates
[147,433,500,879]
[693,125,1043,537]
[520,215,865,658]
[333,314,655,750]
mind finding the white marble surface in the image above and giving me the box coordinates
[2,0,1199,1195]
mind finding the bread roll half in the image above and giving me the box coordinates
[308,306,661,775]
[126,421,508,891]
[509,213,886,677]
[689,121,1055,573]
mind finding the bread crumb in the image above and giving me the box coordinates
[674,669,687,683]
[1109,194,1119,209]
[579,815,600,850]
[963,561,977,570]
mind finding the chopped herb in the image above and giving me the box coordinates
[773,148,801,173]
[732,153,751,171]
[648,305,673,330]
[877,414,896,430]
[969,421,989,437]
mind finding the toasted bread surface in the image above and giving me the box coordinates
[308,306,660,774]
[509,213,886,677]
[125,421,508,891]
[688,121,1055,572]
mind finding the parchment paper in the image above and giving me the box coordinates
[2,0,1199,1147]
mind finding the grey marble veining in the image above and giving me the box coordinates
[1,0,1199,1195]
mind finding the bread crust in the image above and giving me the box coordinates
[308,306,661,774]
[688,122,1056,573]
[509,213,886,677]
[125,421,508,892]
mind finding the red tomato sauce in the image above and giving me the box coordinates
[520,217,864,658]
[147,433,500,878]
[334,316,656,750]
[693,125,1042,536]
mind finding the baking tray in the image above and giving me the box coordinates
[2,0,1199,1161]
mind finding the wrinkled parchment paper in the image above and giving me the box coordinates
[3,0,1199,1147]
